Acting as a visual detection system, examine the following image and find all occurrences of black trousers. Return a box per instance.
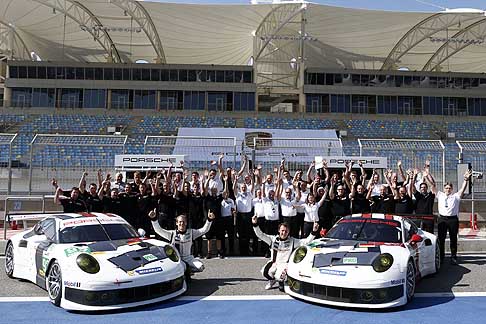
[237,211,254,255]
[220,216,235,254]
[437,216,459,260]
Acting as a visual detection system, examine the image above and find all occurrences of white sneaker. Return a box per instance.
[265,280,277,290]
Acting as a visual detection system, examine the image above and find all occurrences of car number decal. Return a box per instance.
[343,257,358,264]
[319,269,347,276]
[135,267,163,275]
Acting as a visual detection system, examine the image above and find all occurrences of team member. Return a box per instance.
[54,186,87,213]
[148,209,215,277]
[411,166,436,233]
[252,216,318,291]
[431,169,472,265]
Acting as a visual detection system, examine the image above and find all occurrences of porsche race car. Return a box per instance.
[286,214,440,308]
[4,212,186,311]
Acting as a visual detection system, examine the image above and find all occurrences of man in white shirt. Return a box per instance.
[220,191,236,258]
[235,182,254,255]
[252,188,266,255]
[280,187,299,238]
[431,169,471,265]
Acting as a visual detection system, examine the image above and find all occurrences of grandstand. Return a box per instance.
[1,0,486,194]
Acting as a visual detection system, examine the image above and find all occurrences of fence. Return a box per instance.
[0,133,17,194]
[358,138,445,188]
[252,137,343,175]
[457,141,486,193]
[144,136,238,171]
[28,134,127,194]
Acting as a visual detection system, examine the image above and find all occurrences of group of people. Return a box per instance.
[52,154,471,289]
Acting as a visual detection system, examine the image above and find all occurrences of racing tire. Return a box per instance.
[434,242,441,274]
[405,259,416,302]
[46,261,62,307]
[5,242,14,278]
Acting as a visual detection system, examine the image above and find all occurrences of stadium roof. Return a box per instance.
[1,0,486,72]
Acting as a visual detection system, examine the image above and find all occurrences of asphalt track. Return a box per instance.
[2,255,486,324]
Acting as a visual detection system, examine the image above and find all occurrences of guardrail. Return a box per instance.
[3,196,50,240]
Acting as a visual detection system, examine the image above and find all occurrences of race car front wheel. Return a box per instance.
[434,242,441,274]
[46,261,62,306]
[406,259,416,302]
[5,242,14,278]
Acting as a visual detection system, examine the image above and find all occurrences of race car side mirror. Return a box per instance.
[410,234,423,244]
[33,223,44,236]
[138,228,146,238]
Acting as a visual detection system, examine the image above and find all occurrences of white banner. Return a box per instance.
[114,155,185,169]
[315,156,388,169]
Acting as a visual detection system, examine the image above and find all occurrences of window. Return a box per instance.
[37,66,47,79]
[234,92,255,111]
[160,90,182,110]
[32,88,56,107]
[151,69,160,81]
[141,69,151,81]
[184,91,206,110]
[179,70,188,82]
[208,92,231,111]
[94,68,103,80]
[111,89,132,109]
[161,69,169,81]
[18,66,27,78]
[59,88,83,108]
[104,68,113,80]
[83,89,106,108]
[11,88,32,107]
[134,90,156,109]
[27,66,37,79]
[330,94,351,113]
[85,68,95,80]
[47,67,56,79]
[9,66,18,78]
[113,68,123,80]
[423,97,443,115]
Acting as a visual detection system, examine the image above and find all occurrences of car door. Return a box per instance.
[26,219,56,282]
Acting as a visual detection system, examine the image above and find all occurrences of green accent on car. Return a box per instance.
[64,246,91,257]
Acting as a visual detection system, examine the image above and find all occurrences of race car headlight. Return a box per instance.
[293,247,307,264]
[164,245,179,262]
[76,253,100,274]
[372,253,394,273]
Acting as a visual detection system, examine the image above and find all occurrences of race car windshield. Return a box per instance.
[326,218,402,243]
[59,223,139,243]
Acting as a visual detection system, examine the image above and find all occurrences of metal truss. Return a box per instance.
[254,3,307,89]
[423,17,486,71]
[32,0,122,63]
[109,0,166,63]
[0,20,31,60]
[381,13,481,70]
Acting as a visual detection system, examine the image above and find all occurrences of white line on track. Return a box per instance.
[2,293,486,303]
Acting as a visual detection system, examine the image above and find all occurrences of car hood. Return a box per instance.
[62,238,170,272]
[306,239,401,267]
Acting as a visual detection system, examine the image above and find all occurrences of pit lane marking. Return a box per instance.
[2,293,486,303]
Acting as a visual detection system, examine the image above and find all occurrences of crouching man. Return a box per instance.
[252,216,318,291]
[148,209,215,278]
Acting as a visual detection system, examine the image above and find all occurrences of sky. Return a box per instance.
[147,0,486,12]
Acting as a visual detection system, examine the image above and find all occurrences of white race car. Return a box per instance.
[4,212,186,311]
[286,214,440,308]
